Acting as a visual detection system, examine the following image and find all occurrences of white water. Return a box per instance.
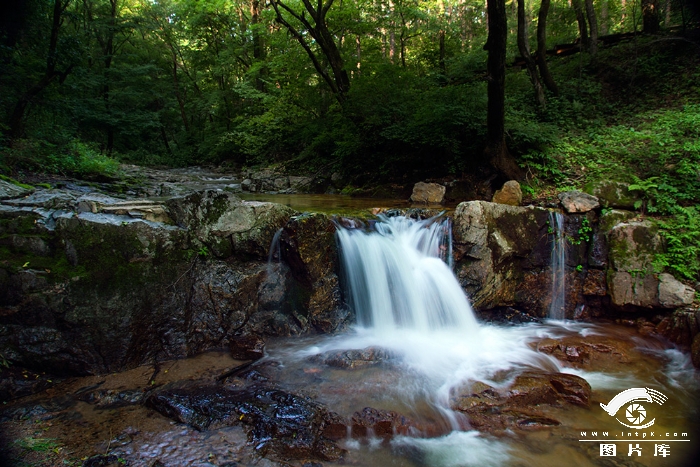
[548,211,567,319]
[261,214,699,466]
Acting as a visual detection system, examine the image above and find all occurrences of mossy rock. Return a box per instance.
[584,180,640,210]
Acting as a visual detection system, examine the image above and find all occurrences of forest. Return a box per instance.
[0,1,699,215]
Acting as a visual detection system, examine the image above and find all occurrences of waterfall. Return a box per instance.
[336,214,478,335]
[548,211,566,319]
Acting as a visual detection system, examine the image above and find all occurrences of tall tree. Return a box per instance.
[517,0,545,108]
[571,0,589,52]
[536,0,558,95]
[269,0,349,104]
[8,0,74,139]
[584,0,598,57]
[484,0,521,180]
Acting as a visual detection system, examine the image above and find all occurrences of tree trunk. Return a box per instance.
[9,0,72,139]
[584,0,598,57]
[571,0,589,52]
[250,0,266,91]
[517,0,545,107]
[642,0,660,33]
[536,0,559,96]
[484,0,522,181]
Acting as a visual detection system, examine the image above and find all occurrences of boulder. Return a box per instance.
[491,180,522,206]
[351,407,418,438]
[608,221,663,273]
[452,201,549,310]
[410,182,446,204]
[608,271,660,308]
[312,347,392,369]
[281,213,350,333]
[584,180,640,209]
[658,273,695,308]
[166,190,296,258]
[558,191,600,213]
[3,189,76,210]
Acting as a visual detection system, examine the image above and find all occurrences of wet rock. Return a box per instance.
[658,273,695,308]
[82,454,120,467]
[78,388,145,408]
[491,180,522,206]
[229,335,266,360]
[409,182,446,204]
[281,213,350,333]
[312,347,392,369]
[146,383,345,461]
[0,366,61,402]
[583,269,607,296]
[655,310,700,347]
[450,373,587,434]
[692,333,700,368]
[584,180,640,210]
[165,190,296,258]
[351,407,415,438]
[558,191,600,213]
[508,372,590,407]
[0,179,33,199]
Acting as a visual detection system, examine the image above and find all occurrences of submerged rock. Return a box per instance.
[146,383,345,461]
[451,371,590,433]
[312,347,393,369]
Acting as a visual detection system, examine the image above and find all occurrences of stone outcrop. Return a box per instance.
[491,180,522,206]
[452,201,550,313]
[409,182,446,204]
[0,189,348,382]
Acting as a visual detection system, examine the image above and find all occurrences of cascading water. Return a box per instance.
[336,215,476,334]
[548,211,567,320]
[264,214,697,467]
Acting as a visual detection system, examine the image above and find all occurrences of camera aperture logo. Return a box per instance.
[580,386,690,460]
[600,387,668,429]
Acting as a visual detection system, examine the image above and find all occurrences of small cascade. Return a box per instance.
[267,228,284,278]
[336,214,477,334]
[548,211,567,319]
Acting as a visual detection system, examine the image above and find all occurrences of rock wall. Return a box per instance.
[0,190,349,383]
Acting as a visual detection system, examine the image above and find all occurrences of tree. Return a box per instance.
[8,0,74,139]
[269,0,350,104]
[517,0,545,108]
[484,0,521,181]
[642,0,660,33]
[536,0,558,95]
[584,0,598,57]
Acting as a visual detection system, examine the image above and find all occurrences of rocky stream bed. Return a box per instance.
[1,168,699,466]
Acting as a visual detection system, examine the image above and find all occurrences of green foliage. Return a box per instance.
[655,207,700,281]
[568,218,592,246]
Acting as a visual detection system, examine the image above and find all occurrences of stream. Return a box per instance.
[1,202,698,467]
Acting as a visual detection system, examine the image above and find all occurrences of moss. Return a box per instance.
[0,174,33,190]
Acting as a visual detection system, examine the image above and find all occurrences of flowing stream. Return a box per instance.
[266,214,699,466]
[1,214,698,467]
